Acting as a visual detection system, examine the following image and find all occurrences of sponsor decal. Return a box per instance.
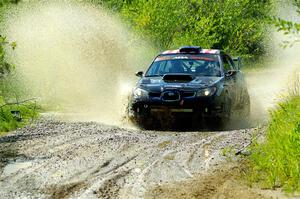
[173,56,189,59]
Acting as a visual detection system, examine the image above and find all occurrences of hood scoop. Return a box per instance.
[163,74,194,82]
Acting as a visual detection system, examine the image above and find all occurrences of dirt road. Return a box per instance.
[0,118,259,199]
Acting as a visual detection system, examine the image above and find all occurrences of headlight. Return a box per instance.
[133,88,148,99]
[197,87,217,97]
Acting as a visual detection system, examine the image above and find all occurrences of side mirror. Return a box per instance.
[135,71,143,77]
[233,57,242,69]
[225,70,237,77]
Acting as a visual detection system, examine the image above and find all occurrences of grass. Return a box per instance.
[0,73,40,132]
[0,101,39,132]
[248,73,300,192]
[0,131,8,137]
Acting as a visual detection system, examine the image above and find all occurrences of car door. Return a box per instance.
[221,54,237,106]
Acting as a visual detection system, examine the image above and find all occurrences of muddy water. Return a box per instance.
[3,1,155,126]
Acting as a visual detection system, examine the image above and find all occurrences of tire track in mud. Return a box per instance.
[0,119,256,199]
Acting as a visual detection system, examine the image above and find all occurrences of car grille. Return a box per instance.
[162,91,180,101]
[149,91,196,99]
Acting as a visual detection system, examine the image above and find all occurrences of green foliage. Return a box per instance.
[0,0,19,76]
[0,58,38,132]
[0,101,39,132]
[0,36,14,76]
[0,0,39,133]
[0,45,38,132]
[272,0,300,47]
[99,0,273,58]
[248,91,300,191]
[0,0,20,7]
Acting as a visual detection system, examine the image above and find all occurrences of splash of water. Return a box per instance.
[3,1,155,125]
[2,0,299,128]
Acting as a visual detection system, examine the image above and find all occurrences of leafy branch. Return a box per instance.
[272,0,300,47]
[0,35,16,77]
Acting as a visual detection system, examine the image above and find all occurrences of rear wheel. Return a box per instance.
[236,93,251,128]
[241,93,250,118]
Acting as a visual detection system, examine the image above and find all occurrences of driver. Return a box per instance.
[169,60,185,73]
[195,61,221,76]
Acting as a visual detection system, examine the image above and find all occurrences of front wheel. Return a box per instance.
[134,117,149,130]
[222,95,232,121]
[215,95,232,127]
[208,95,232,129]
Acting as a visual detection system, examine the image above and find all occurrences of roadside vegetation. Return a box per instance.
[98,0,273,59]
[248,76,300,192]
[0,0,300,195]
[246,1,300,192]
[0,0,39,133]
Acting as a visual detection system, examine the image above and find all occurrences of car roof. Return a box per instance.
[160,48,222,55]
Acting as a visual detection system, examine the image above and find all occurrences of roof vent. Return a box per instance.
[179,46,201,54]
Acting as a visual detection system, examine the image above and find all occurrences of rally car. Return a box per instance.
[128,46,250,129]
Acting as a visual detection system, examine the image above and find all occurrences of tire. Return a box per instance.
[136,115,153,130]
[241,97,250,118]
[223,95,232,121]
[238,93,251,127]
[215,94,232,127]
[208,94,232,130]
[242,93,251,118]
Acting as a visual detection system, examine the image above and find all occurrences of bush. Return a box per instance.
[0,100,39,132]
[0,0,39,133]
[248,86,300,191]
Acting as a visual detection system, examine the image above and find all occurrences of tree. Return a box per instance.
[101,0,273,58]
[0,0,19,77]
[0,36,16,77]
[273,0,300,47]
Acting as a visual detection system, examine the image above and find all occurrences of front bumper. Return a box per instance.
[129,95,224,119]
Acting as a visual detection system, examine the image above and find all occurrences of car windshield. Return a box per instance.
[145,54,221,77]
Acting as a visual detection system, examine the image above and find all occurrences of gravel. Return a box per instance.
[0,118,256,199]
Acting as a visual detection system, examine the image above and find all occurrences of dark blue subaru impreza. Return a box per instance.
[128,46,250,129]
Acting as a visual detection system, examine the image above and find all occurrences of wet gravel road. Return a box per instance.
[0,119,256,199]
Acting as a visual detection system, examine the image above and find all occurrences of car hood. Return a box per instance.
[139,75,223,92]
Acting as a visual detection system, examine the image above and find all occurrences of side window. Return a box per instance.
[227,56,237,70]
[222,55,233,72]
